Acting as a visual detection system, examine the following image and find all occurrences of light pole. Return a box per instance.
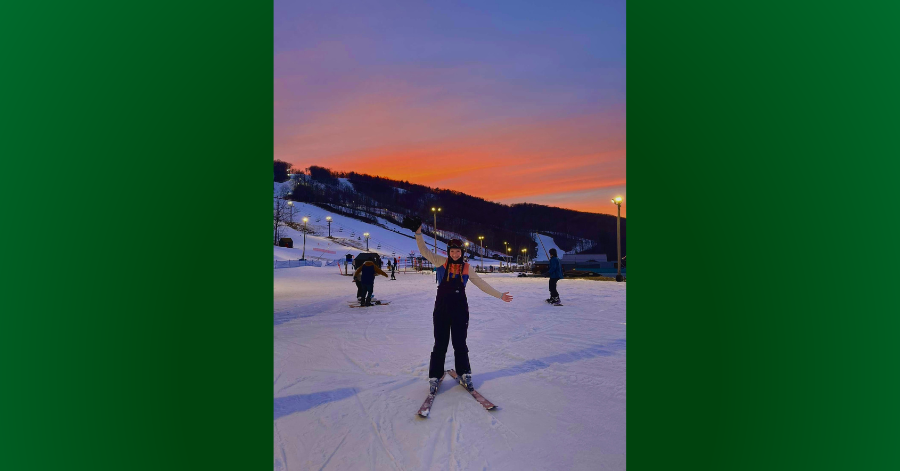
[464,242,469,261]
[301,217,309,260]
[287,201,295,225]
[431,207,441,254]
[326,216,332,238]
[478,236,484,271]
[522,248,527,272]
[507,247,511,269]
[611,196,624,282]
[364,232,370,252]
[502,241,508,269]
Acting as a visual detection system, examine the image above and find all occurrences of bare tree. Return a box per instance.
[274,186,292,245]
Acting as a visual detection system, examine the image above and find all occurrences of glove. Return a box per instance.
[401,215,423,232]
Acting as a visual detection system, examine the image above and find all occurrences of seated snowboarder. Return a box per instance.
[353,260,388,306]
[408,219,513,394]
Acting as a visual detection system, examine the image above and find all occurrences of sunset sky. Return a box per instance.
[274,0,626,217]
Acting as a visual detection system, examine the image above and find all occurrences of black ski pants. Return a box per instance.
[549,278,560,298]
[361,283,374,303]
[428,285,471,378]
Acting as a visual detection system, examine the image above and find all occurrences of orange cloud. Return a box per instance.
[274,66,625,216]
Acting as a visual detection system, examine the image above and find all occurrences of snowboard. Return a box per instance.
[349,301,391,308]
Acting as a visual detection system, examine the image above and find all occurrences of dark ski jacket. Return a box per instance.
[548,256,564,279]
[353,260,388,285]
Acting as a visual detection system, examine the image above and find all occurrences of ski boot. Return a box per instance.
[551,297,562,306]
[428,377,441,395]
[459,373,474,391]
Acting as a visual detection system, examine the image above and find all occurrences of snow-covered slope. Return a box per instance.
[532,233,562,261]
[276,180,591,264]
[275,199,520,265]
[274,267,626,470]
[274,201,453,262]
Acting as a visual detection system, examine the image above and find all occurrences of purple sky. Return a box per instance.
[275,0,626,216]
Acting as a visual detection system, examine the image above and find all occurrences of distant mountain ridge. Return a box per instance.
[282,165,624,259]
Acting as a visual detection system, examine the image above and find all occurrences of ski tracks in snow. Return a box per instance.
[353,391,406,471]
[316,433,348,471]
[274,269,626,470]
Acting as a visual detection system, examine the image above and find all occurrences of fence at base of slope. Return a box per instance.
[274,259,342,269]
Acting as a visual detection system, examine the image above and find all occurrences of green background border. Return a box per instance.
[630,1,899,469]
[2,1,272,469]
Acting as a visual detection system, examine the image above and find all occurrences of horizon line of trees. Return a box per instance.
[278,164,625,258]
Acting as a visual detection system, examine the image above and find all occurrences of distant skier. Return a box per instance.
[546,248,565,305]
[353,260,388,306]
[405,217,513,394]
[389,260,397,280]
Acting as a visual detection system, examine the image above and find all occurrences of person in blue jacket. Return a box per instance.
[546,248,565,305]
[353,260,388,306]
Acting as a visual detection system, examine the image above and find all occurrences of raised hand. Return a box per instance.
[403,215,423,232]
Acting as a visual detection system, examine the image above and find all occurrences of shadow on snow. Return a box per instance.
[273,310,316,326]
[273,340,626,419]
[273,388,357,420]
[475,338,626,388]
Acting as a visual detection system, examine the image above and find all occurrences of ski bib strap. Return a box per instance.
[436,262,469,286]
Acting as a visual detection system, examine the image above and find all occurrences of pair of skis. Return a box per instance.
[416,369,496,417]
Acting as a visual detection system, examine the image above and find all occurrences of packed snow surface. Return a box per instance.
[274,266,626,470]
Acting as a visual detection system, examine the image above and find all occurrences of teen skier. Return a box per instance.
[546,248,565,305]
[412,223,513,393]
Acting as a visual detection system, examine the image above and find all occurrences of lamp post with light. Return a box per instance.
[326,216,332,238]
[611,196,623,282]
[364,232,370,252]
[464,242,469,261]
[287,201,295,225]
[502,241,508,269]
[521,248,528,272]
[301,217,309,260]
[431,207,441,254]
[478,236,484,271]
[507,246,511,270]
